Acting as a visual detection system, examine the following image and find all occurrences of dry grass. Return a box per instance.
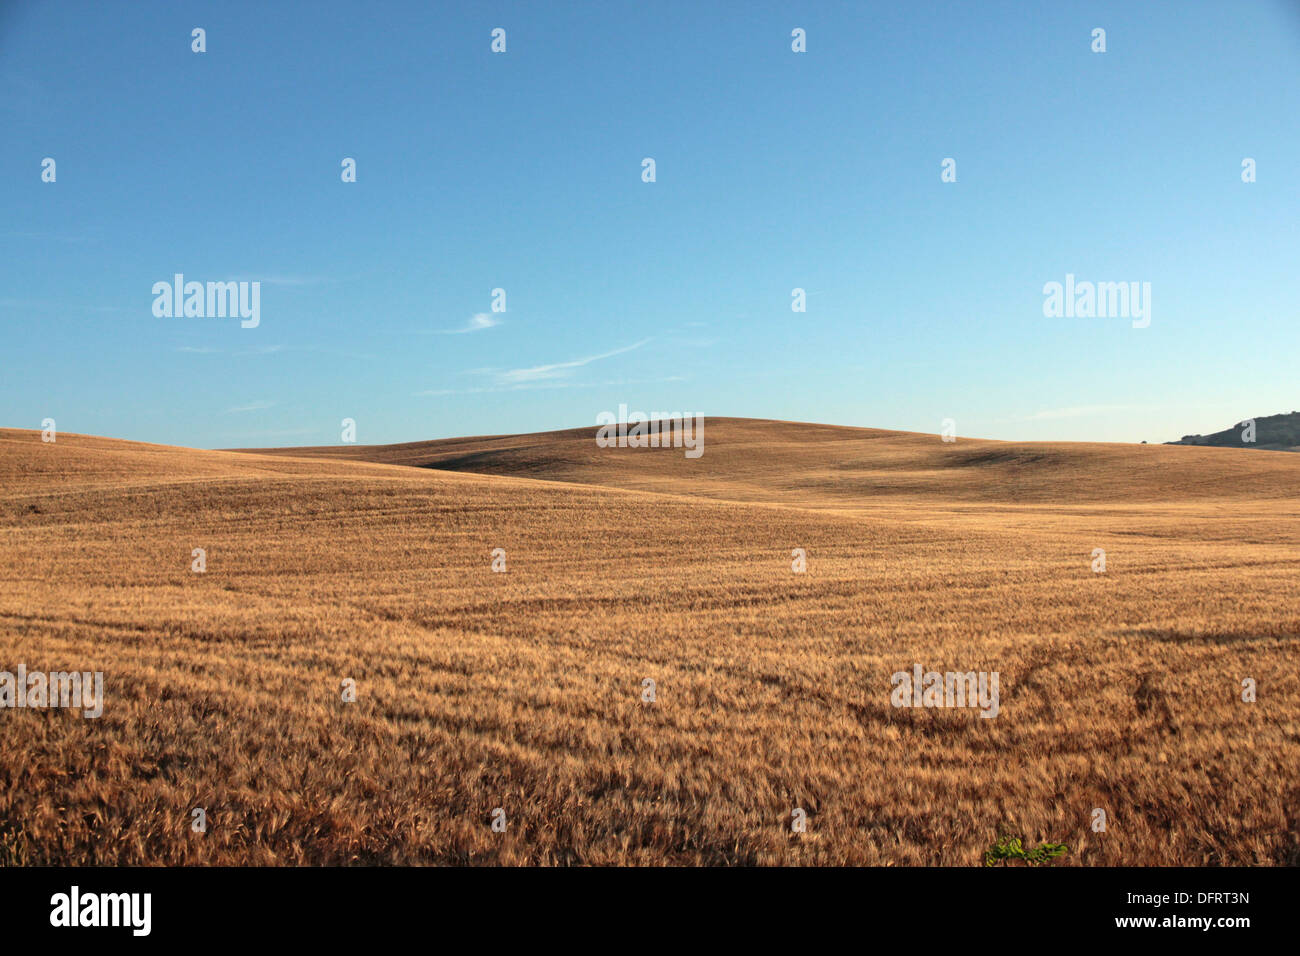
[237,416,1300,507]
[1,421,1298,865]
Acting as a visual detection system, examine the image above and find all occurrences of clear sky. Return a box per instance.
[2,0,1298,448]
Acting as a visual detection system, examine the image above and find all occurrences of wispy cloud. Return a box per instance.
[1020,404,1140,421]
[230,274,333,287]
[220,428,318,441]
[434,313,500,335]
[415,374,681,398]
[493,338,652,385]
[225,400,276,414]
[2,229,104,244]
[188,343,292,357]
[175,343,377,359]
[0,297,126,313]
[1010,401,1246,425]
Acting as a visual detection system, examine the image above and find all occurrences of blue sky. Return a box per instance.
[2,0,1298,448]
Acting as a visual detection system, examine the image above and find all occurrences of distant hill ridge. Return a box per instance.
[230,416,1300,508]
[1167,411,1300,452]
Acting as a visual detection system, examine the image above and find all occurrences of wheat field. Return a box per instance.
[1,420,1297,865]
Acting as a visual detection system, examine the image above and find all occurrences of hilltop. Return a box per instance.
[1167,411,1300,452]
[235,417,1300,508]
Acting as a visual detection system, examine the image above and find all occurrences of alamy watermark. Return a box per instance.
[1,665,103,718]
[50,886,150,936]
[1042,274,1150,328]
[890,664,999,718]
[596,405,704,458]
[152,274,260,328]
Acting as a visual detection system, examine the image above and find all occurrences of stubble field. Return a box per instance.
[1,419,1297,865]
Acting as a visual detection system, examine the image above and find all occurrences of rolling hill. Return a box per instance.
[236,417,1300,508]
[1167,410,1300,452]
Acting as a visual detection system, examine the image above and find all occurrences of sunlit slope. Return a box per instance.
[0,431,450,499]
[236,417,1300,507]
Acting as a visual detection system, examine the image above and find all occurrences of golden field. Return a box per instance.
[1,419,1298,865]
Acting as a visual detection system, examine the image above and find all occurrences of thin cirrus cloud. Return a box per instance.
[174,344,379,359]
[1020,404,1142,422]
[414,338,656,396]
[495,338,651,384]
[415,375,683,398]
[1017,401,1245,423]
[224,400,276,414]
[229,274,333,287]
[433,313,500,335]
